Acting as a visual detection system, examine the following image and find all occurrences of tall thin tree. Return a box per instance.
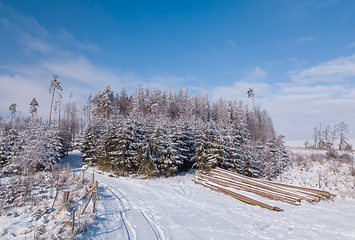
[247,88,257,141]
[9,103,17,125]
[29,97,39,121]
[49,74,63,126]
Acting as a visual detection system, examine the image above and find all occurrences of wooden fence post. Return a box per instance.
[90,173,95,188]
[95,181,100,200]
[52,187,59,207]
[93,192,96,214]
[82,170,85,185]
[72,208,75,235]
[62,191,70,205]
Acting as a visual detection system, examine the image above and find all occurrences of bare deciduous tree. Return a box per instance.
[338,121,349,150]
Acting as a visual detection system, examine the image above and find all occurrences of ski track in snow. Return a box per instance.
[62,151,164,240]
[95,179,165,240]
[100,182,137,240]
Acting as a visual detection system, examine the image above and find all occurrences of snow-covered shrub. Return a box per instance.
[0,123,66,175]
[0,165,95,239]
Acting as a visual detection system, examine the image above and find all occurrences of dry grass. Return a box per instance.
[0,165,96,239]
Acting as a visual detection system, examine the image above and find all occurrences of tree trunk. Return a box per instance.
[49,88,56,126]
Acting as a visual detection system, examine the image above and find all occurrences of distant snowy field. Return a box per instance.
[1,149,355,239]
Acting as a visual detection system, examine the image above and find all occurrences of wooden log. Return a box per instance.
[214,168,330,200]
[210,169,319,203]
[192,177,284,212]
[215,167,331,197]
[200,174,301,206]
[212,169,319,202]
[259,180,330,197]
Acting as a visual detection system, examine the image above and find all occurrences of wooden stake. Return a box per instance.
[91,173,95,188]
[82,192,94,215]
[52,187,59,208]
[72,208,75,235]
[96,181,100,200]
[62,191,70,205]
[82,169,85,185]
[93,192,96,214]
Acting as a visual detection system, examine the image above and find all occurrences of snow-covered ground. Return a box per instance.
[74,150,355,239]
[1,149,355,239]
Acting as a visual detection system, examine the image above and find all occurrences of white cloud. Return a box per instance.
[212,81,271,103]
[294,36,314,42]
[243,67,267,80]
[264,83,355,142]
[0,56,142,118]
[292,54,355,84]
[0,73,50,119]
[211,58,355,142]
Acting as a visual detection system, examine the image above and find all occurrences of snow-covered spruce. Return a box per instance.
[1,123,65,175]
[80,85,290,178]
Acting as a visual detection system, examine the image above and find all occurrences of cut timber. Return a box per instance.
[210,169,320,203]
[192,177,284,212]
[215,167,331,197]
[260,180,330,197]
[200,174,301,206]
[192,168,333,211]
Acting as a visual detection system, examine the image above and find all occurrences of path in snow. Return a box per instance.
[61,151,165,240]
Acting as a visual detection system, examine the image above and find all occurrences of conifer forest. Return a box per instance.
[0,81,289,179]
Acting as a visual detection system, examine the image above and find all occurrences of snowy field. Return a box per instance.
[1,149,355,239]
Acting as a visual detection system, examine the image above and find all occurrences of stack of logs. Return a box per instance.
[192,167,333,212]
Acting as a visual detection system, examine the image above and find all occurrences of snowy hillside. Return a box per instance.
[1,149,355,239]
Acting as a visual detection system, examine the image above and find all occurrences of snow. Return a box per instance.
[1,150,355,239]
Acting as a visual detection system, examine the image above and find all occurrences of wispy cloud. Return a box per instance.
[227,40,237,48]
[348,42,355,47]
[0,6,138,117]
[211,56,355,141]
[243,66,267,80]
[291,54,355,84]
[294,36,314,42]
[145,71,201,93]
[58,28,99,51]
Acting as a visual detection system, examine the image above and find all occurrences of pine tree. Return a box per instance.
[29,98,39,121]
[49,74,63,126]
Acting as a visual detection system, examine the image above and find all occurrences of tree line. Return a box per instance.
[0,76,289,179]
[81,84,289,178]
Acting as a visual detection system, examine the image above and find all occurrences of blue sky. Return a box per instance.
[1,0,355,144]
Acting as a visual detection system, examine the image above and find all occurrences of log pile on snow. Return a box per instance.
[192,167,333,212]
